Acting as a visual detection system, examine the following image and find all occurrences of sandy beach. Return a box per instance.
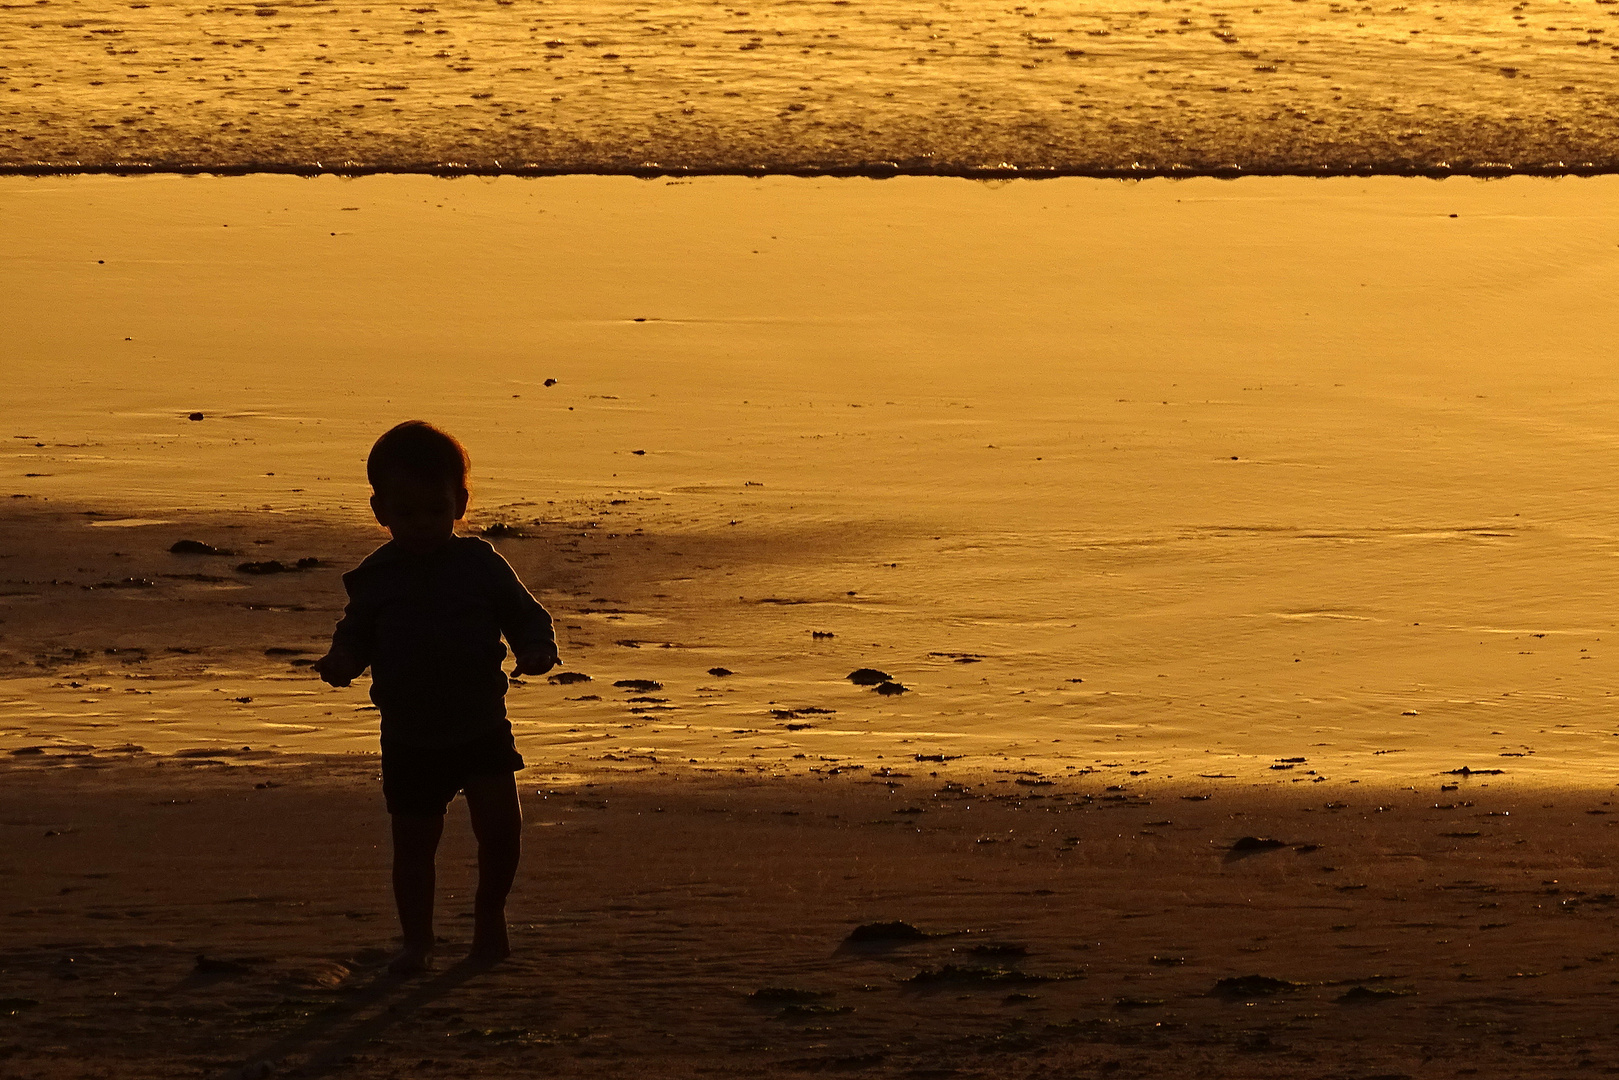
[4,0,1619,174]
[7,753,1619,1078]
[8,173,1619,1074]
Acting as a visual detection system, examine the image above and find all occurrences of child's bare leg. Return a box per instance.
[389,812,444,974]
[463,773,522,963]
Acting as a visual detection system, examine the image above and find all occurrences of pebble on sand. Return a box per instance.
[847,668,892,686]
[1210,975,1303,999]
[1224,836,1288,862]
[1229,835,1287,852]
[843,921,933,946]
[170,539,236,556]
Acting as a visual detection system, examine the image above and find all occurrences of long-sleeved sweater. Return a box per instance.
[329,535,555,747]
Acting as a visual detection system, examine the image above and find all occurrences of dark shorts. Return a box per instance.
[381,726,525,817]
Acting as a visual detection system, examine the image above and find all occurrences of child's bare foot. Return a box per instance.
[469,912,511,967]
[466,942,511,971]
[386,943,434,976]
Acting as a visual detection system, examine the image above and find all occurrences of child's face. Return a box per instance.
[371,479,468,553]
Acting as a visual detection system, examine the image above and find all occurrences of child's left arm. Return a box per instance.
[512,644,560,677]
[484,546,559,677]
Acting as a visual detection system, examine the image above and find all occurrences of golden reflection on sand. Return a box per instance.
[5,174,1619,785]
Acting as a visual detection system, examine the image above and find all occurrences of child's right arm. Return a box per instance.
[479,543,558,676]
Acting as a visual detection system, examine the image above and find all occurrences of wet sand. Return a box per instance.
[4,0,1619,175]
[6,754,1619,1078]
[9,173,1619,781]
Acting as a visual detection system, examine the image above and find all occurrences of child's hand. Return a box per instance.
[511,646,559,678]
[314,649,364,687]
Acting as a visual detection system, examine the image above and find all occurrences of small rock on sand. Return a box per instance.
[707,667,735,677]
[875,681,908,695]
[847,668,891,686]
[170,540,235,556]
[613,679,663,692]
[1211,975,1302,999]
[1229,836,1287,854]
[844,921,932,945]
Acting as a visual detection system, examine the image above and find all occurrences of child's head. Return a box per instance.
[366,421,470,552]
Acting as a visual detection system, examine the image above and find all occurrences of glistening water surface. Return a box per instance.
[8,0,1619,172]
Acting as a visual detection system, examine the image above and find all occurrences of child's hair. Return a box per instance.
[367,421,470,492]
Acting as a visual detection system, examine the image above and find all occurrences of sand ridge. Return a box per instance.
[4,0,1619,175]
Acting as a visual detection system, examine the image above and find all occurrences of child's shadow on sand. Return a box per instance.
[222,957,505,1079]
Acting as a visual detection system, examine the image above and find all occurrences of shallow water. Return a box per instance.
[5,0,1618,172]
[7,173,1619,784]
